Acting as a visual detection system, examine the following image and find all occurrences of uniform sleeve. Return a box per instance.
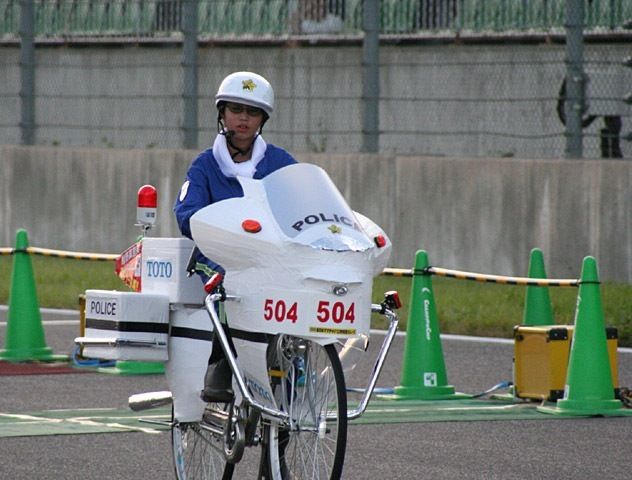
[173,157,211,239]
[278,148,298,168]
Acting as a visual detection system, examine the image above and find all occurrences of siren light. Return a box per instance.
[137,184,157,227]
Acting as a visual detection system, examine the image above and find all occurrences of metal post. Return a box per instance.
[564,0,585,159]
[361,0,379,153]
[19,0,35,145]
[182,0,199,150]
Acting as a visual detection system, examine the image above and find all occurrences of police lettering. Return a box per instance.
[292,213,358,232]
[246,377,274,403]
[146,260,173,278]
[90,299,117,316]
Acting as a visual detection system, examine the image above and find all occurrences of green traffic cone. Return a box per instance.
[388,250,469,400]
[538,256,631,416]
[98,360,165,375]
[0,229,66,362]
[522,248,554,326]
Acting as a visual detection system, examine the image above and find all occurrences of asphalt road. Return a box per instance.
[1,308,632,479]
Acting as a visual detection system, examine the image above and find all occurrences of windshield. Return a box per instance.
[262,164,373,252]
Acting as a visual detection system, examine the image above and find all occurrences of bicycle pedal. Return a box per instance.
[202,405,229,426]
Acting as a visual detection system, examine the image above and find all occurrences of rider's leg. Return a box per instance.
[189,250,235,403]
[201,323,235,403]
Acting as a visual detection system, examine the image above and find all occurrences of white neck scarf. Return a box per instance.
[212,132,267,178]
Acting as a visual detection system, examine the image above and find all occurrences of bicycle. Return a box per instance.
[127,163,401,479]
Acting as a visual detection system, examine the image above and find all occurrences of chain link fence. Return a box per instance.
[0,0,631,158]
[2,1,631,36]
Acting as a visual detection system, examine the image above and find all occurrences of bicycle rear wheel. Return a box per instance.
[266,340,347,479]
[172,405,235,480]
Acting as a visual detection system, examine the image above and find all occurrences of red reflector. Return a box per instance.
[374,234,386,248]
[385,290,402,309]
[242,219,262,233]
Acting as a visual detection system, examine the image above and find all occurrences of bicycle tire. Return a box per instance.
[172,406,235,480]
[265,340,347,479]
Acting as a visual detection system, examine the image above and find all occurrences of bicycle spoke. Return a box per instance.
[172,407,235,480]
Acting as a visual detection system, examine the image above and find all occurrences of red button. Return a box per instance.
[242,219,262,233]
[374,234,386,248]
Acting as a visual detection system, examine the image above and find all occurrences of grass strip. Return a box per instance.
[1,256,631,346]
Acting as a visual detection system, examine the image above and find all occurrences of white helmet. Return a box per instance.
[215,71,274,116]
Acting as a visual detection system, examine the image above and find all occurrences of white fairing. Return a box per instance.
[190,163,391,341]
[165,307,213,422]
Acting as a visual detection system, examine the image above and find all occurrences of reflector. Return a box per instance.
[242,219,262,233]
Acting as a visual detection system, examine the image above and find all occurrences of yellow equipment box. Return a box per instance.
[513,325,618,401]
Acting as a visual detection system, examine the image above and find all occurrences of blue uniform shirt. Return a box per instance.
[174,143,297,281]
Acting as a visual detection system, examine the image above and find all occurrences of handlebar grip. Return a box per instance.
[204,272,225,293]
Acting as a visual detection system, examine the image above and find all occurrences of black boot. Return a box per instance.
[200,358,234,403]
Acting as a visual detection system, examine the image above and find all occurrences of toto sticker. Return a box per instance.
[145,259,174,279]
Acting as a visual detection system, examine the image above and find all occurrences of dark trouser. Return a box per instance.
[600,116,623,159]
[208,322,235,365]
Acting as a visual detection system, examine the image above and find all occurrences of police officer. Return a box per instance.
[174,71,297,402]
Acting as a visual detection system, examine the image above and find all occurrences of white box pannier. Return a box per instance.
[141,237,205,305]
[76,289,170,361]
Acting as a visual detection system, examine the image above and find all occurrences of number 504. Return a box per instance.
[316,301,355,324]
[263,299,298,323]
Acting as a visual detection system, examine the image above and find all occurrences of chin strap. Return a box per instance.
[223,129,256,160]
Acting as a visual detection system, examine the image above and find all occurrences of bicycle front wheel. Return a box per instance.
[172,409,235,480]
[267,341,347,479]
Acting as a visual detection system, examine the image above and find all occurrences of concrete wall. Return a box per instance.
[2,145,630,283]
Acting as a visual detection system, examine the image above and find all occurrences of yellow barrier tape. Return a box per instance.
[381,267,413,277]
[26,247,118,261]
[426,266,579,287]
[380,266,578,287]
[2,246,118,261]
